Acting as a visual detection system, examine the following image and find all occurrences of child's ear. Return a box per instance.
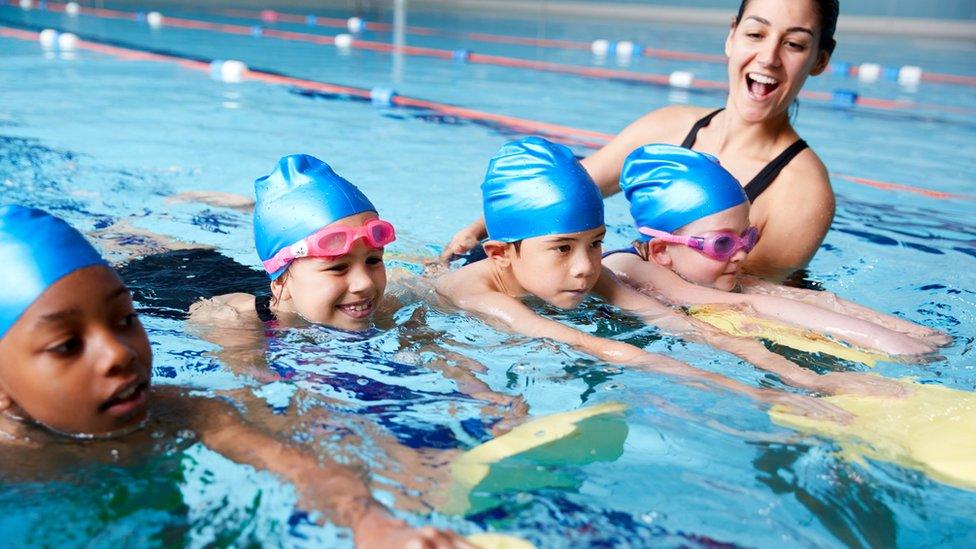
[270,275,291,304]
[482,240,512,269]
[0,385,14,414]
[648,240,672,267]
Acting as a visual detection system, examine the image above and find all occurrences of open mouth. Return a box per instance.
[336,299,374,319]
[100,381,149,417]
[746,72,780,100]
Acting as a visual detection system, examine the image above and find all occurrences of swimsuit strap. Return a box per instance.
[602,246,642,260]
[680,108,724,149]
[680,107,809,202]
[254,294,277,322]
[743,139,808,203]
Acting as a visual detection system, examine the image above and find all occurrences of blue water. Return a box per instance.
[1,2,975,547]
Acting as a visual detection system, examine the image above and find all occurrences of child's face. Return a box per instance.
[652,203,750,291]
[0,266,152,436]
[508,226,606,309]
[274,212,388,331]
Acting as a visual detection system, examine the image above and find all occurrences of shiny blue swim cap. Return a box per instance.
[0,205,107,340]
[621,144,746,240]
[254,154,376,280]
[482,137,604,242]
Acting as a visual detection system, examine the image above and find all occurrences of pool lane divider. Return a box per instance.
[203,6,976,89]
[16,1,974,116]
[1,24,971,203]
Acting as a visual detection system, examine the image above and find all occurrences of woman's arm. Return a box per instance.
[743,152,833,280]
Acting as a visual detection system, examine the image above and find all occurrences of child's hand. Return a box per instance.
[813,372,910,398]
[440,224,483,262]
[874,330,939,357]
[353,508,475,549]
[757,389,854,424]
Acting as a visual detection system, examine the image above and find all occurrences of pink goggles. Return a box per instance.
[263,219,396,274]
[638,226,759,261]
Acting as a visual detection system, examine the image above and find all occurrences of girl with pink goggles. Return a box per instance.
[638,226,759,262]
[262,219,396,275]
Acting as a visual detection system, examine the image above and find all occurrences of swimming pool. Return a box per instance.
[1,1,974,546]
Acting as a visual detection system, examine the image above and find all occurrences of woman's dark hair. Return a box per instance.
[735,0,839,54]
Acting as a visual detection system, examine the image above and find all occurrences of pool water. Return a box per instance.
[1,2,975,547]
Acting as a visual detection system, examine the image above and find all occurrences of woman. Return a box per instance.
[444,0,838,281]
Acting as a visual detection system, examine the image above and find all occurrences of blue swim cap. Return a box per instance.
[0,205,107,340]
[482,137,604,242]
[621,144,746,240]
[254,154,376,280]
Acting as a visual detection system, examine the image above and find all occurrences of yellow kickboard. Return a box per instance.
[770,381,976,491]
[444,402,628,515]
[689,304,891,366]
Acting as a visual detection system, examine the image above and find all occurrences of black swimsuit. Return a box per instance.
[254,294,277,322]
[680,108,808,203]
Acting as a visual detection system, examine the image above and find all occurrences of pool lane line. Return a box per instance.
[22,1,975,117]
[203,5,976,88]
[2,24,971,203]
[218,6,976,87]
[214,6,728,63]
[0,24,610,149]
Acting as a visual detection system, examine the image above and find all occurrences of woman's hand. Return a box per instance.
[440,219,486,261]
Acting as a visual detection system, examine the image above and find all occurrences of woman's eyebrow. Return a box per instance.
[745,15,814,36]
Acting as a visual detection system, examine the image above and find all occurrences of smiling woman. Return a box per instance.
[445,0,841,282]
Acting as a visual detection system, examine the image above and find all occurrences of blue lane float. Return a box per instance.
[452,49,471,63]
[305,14,317,26]
[831,89,858,108]
[250,25,263,38]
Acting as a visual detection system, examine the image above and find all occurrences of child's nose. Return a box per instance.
[96,331,139,377]
[347,265,376,294]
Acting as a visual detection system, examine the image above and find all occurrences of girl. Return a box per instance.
[603,144,949,374]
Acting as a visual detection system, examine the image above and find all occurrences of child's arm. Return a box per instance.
[445,285,850,420]
[639,266,937,357]
[184,392,472,549]
[739,276,951,347]
[595,268,908,398]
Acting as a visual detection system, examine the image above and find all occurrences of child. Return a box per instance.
[434,136,855,414]
[0,204,471,548]
[602,144,948,361]
[188,153,518,412]
[191,153,396,331]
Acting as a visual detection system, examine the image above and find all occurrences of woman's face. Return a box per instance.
[725,0,830,123]
[273,212,388,331]
[0,266,152,436]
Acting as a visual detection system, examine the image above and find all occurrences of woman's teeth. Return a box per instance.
[748,72,779,85]
[747,72,780,98]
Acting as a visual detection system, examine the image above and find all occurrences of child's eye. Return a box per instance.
[365,256,384,266]
[590,239,604,249]
[47,337,83,356]
[552,245,571,253]
[117,313,140,329]
[324,263,349,273]
[786,41,806,51]
[746,32,763,39]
